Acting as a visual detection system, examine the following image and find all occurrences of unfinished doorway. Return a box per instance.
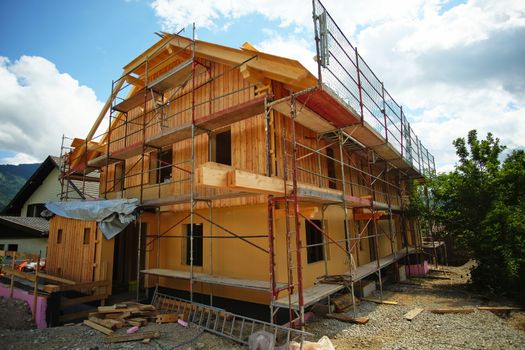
[112,222,146,293]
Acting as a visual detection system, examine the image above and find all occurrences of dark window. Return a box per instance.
[83,228,91,245]
[326,148,336,189]
[114,161,125,191]
[57,229,63,244]
[306,220,324,263]
[185,224,203,266]
[156,149,172,184]
[214,130,231,165]
[27,203,46,217]
[0,244,4,251]
[7,244,18,252]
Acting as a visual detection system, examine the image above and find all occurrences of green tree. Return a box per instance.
[430,130,525,301]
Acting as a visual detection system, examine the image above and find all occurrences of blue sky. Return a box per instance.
[0,0,523,171]
[0,0,294,100]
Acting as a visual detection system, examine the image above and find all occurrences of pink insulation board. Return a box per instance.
[0,283,47,328]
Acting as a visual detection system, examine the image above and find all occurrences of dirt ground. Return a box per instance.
[0,262,524,349]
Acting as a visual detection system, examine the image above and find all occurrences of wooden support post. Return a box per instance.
[10,252,16,298]
[32,251,41,320]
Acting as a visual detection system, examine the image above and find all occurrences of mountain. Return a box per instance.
[0,163,40,211]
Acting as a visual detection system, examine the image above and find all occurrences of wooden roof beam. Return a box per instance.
[169,36,316,90]
[240,64,269,85]
[123,35,175,76]
[125,74,145,88]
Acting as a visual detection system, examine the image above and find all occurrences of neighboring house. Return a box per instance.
[0,156,99,255]
[47,25,435,323]
[0,216,48,256]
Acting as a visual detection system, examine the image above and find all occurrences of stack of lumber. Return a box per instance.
[83,302,160,335]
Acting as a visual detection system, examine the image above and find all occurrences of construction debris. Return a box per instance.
[126,325,139,334]
[403,308,424,321]
[331,293,357,312]
[477,306,522,314]
[428,308,476,314]
[82,301,163,343]
[325,314,369,324]
[88,316,123,330]
[428,306,522,315]
[88,302,158,324]
[360,297,398,305]
[416,275,451,280]
[156,313,179,324]
[104,331,160,343]
[83,319,113,335]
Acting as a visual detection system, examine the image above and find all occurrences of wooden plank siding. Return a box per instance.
[47,216,97,283]
[47,216,114,290]
[96,56,404,219]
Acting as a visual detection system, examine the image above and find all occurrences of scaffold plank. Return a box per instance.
[146,123,194,148]
[147,59,193,92]
[142,268,286,291]
[113,88,159,113]
[351,248,415,281]
[297,86,361,128]
[272,98,334,133]
[197,96,266,130]
[87,142,144,168]
[273,283,344,309]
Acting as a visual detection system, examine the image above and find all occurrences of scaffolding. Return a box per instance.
[57,0,436,340]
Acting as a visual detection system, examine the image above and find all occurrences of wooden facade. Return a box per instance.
[47,216,114,292]
[49,34,428,314]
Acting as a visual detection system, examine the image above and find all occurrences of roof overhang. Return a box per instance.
[0,216,49,238]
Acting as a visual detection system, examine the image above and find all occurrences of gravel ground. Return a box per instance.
[0,321,244,350]
[306,263,525,349]
[0,262,524,349]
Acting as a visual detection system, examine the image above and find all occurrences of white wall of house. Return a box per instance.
[0,237,48,256]
[21,168,84,216]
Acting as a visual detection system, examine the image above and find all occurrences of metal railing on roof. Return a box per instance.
[313,0,435,177]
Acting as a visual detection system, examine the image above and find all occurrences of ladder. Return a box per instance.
[151,287,309,346]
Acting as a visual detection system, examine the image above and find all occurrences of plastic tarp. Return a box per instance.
[45,199,141,240]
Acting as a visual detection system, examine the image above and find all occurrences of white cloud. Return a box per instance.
[150,0,311,31]
[352,0,525,171]
[0,56,103,164]
[255,31,318,75]
[0,152,39,165]
[146,0,525,172]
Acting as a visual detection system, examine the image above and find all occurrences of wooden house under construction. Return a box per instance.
[48,1,435,326]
